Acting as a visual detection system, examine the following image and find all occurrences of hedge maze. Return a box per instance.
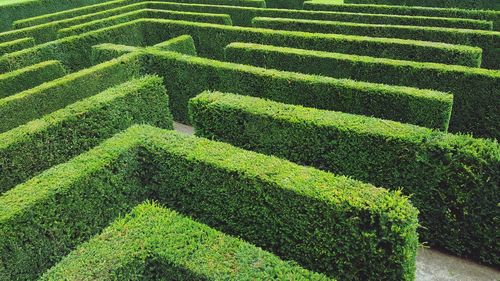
[0,0,498,280]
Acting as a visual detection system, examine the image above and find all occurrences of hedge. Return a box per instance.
[41,202,330,280]
[135,48,452,128]
[0,54,141,133]
[0,20,145,73]
[143,1,493,29]
[188,91,500,266]
[91,35,196,64]
[0,124,418,280]
[57,8,233,38]
[224,42,500,139]
[344,0,500,11]
[0,37,34,55]
[0,0,116,32]
[0,75,172,193]
[252,17,500,69]
[143,18,482,67]
[0,60,66,99]
[303,2,500,31]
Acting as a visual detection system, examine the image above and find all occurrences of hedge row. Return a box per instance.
[224,42,500,139]
[41,202,330,280]
[0,20,145,73]
[0,54,141,133]
[303,2,500,31]
[124,48,452,128]
[143,18,482,67]
[0,0,115,32]
[0,124,418,280]
[58,8,233,38]
[252,17,500,69]
[344,0,500,11]
[188,91,500,265]
[91,35,196,64]
[0,60,65,99]
[0,75,172,193]
[0,37,34,55]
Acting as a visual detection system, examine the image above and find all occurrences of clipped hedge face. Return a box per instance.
[0,0,499,277]
[188,91,500,265]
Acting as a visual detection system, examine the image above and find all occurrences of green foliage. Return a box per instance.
[0,54,141,133]
[0,125,418,281]
[143,18,482,67]
[0,37,34,55]
[41,202,330,280]
[0,75,172,193]
[303,2,500,31]
[188,91,500,266]
[252,17,499,69]
[0,60,65,98]
[344,0,500,11]
[140,49,452,129]
[224,42,500,139]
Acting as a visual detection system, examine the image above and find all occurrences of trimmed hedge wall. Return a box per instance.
[0,0,115,32]
[143,1,493,29]
[0,75,172,193]
[143,18,482,67]
[58,8,233,38]
[0,54,141,133]
[344,0,500,11]
[252,17,500,69]
[91,35,197,64]
[224,42,500,139]
[303,2,500,31]
[0,60,66,99]
[0,124,418,280]
[0,37,34,55]
[188,91,500,265]
[136,49,452,129]
[41,202,330,280]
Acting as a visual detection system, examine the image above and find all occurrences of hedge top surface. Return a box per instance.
[0,124,418,226]
[41,202,332,280]
[191,91,500,158]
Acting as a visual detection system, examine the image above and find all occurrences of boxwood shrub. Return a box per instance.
[41,202,330,280]
[345,0,500,11]
[0,124,418,281]
[224,42,500,139]
[0,60,66,98]
[188,91,500,265]
[0,75,172,193]
[0,37,34,55]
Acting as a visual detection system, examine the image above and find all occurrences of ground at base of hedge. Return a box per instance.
[173,121,500,281]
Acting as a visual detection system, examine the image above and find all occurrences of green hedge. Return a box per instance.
[224,42,500,139]
[188,91,500,266]
[41,202,330,280]
[137,48,452,128]
[0,0,116,32]
[144,1,492,29]
[0,37,34,55]
[303,2,500,31]
[144,18,482,67]
[344,0,500,11]
[0,75,172,193]
[91,35,196,64]
[0,60,66,99]
[0,20,145,73]
[58,8,233,38]
[252,17,500,69]
[0,124,418,280]
[0,54,141,133]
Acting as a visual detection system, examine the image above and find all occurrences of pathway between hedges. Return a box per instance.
[173,121,500,281]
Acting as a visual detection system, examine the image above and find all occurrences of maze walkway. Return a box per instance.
[0,0,498,280]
